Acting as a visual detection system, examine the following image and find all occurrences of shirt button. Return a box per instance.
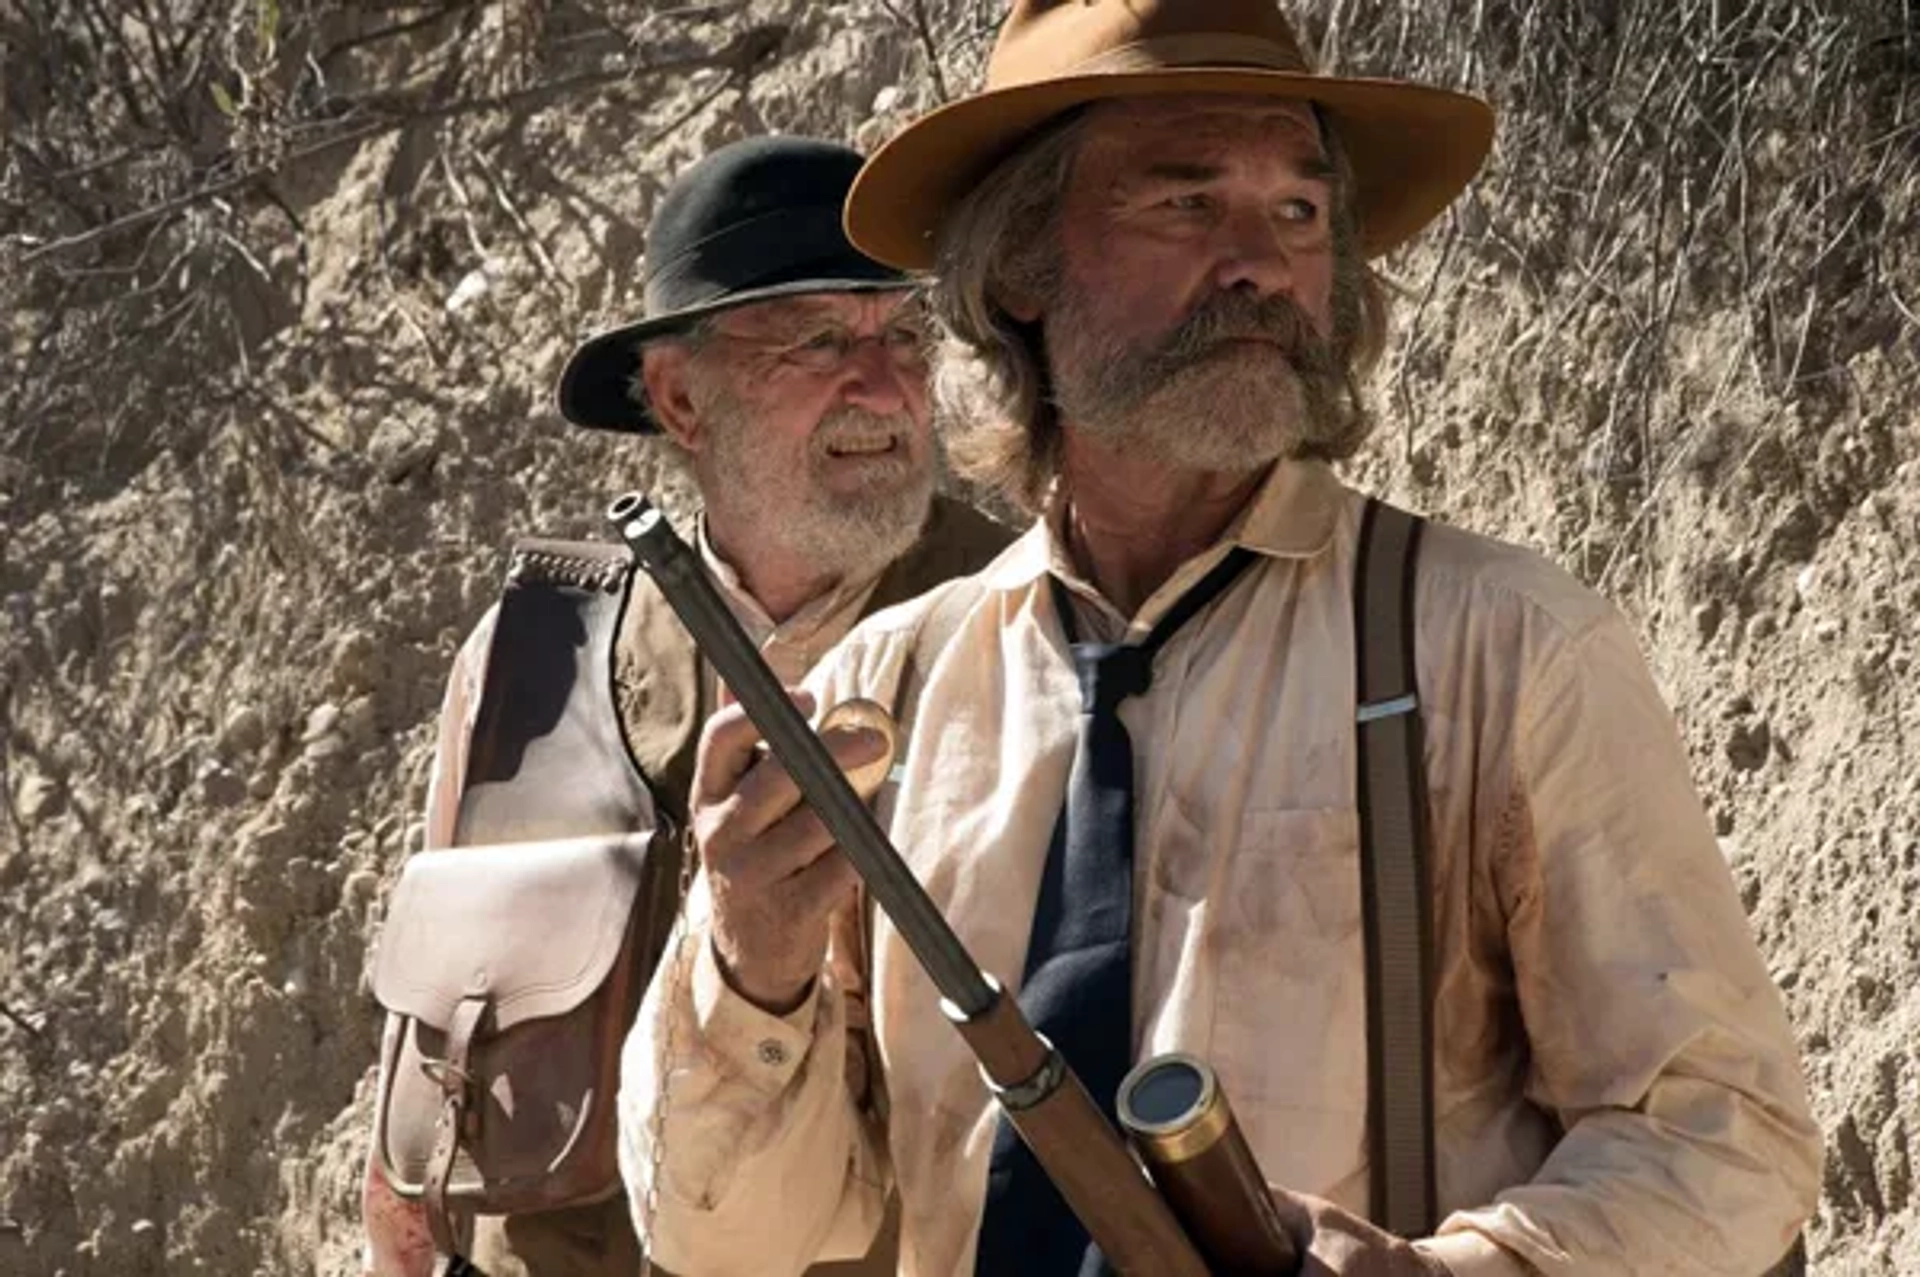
[757,1039,789,1067]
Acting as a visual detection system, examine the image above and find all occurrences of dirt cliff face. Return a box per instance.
[1,2,1914,1273]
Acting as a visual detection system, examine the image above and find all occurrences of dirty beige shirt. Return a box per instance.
[618,460,1821,1277]
[421,518,882,844]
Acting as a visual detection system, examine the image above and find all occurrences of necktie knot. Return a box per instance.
[1074,642,1153,713]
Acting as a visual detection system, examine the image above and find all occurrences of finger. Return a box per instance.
[692,688,817,806]
[781,845,862,928]
[1267,1186,1315,1246]
[727,724,891,835]
[705,797,839,891]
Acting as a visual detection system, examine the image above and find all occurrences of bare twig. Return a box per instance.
[465,144,569,300]
[437,151,494,262]
[316,0,477,66]
[0,1000,44,1042]
[878,0,950,103]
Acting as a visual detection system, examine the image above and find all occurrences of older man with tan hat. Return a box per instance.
[618,5,1822,1275]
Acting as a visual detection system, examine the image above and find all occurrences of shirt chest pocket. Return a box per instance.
[1203,807,1370,1186]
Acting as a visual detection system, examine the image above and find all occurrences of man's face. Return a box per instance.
[653,291,936,576]
[1040,95,1355,471]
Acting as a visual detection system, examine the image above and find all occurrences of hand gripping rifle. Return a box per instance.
[612,493,1298,1276]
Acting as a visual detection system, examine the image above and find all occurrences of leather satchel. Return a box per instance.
[369,831,663,1251]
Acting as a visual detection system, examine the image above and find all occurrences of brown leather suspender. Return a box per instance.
[1354,498,1439,1239]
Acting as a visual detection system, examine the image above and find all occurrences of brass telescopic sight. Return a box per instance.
[1117,1054,1299,1274]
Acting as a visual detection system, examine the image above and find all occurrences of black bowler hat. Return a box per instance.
[557,136,912,433]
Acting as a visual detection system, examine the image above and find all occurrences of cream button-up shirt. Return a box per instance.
[619,461,1821,1277]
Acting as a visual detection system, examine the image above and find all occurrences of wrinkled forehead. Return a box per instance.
[1065,94,1331,201]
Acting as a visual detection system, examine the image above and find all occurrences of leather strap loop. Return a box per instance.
[423,996,489,1256]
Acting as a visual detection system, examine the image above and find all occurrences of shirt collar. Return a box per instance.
[981,458,1346,595]
[695,513,884,651]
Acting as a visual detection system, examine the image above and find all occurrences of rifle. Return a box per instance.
[612,493,1297,1275]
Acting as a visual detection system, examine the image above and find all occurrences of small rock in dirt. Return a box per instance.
[445,257,504,314]
[218,706,266,757]
[340,694,378,747]
[303,703,342,741]
[15,772,64,824]
[369,420,441,486]
[303,734,346,762]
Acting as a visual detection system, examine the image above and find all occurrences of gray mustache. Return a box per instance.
[1153,292,1330,371]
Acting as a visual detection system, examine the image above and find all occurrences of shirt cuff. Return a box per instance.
[689,937,820,1095]
[1414,1229,1537,1277]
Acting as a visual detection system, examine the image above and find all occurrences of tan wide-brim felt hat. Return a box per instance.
[845,0,1496,271]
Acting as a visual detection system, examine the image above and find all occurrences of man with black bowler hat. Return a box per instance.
[619,4,1821,1275]
[358,134,1008,1277]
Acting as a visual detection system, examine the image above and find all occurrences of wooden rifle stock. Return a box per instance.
[1119,1054,1299,1274]
[610,494,1210,1276]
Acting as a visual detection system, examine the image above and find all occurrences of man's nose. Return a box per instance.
[836,339,912,415]
[1211,206,1295,298]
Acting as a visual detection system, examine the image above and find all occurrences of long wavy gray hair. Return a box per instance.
[925,105,1392,515]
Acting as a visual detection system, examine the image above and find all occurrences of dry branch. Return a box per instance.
[878,0,950,102]
[0,1000,44,1042]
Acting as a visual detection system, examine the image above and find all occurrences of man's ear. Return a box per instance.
[993,277,1045,325]
[640,343,703,451]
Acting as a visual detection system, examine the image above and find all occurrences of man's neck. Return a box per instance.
[1058,430,1268,618]
[704,514,841,626]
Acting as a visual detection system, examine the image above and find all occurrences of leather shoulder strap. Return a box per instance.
[1353,498,1438,1238]
[455,538,655,846]
[611,567,704,827]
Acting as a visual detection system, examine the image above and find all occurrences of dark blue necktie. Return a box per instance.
[975,547,1259,1277]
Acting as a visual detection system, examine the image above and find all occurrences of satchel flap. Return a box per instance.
[372,833,653,1032]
